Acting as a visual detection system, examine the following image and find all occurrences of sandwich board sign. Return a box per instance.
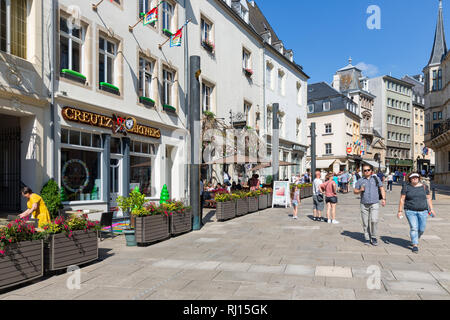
[272,181,290,208]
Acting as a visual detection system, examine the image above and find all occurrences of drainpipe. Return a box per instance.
[50,0,56,179]
[184,0,189,202]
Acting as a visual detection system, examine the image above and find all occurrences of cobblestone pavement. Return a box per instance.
[2,185,450,300]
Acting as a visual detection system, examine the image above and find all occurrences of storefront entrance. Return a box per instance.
[109,157,122,218]
[0,121,21,213]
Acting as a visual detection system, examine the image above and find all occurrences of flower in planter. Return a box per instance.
[202,39,215,52]
[0,218,44,255]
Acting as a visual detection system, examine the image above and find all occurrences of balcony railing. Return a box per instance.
[360,126,373,135]
[432,119,450,139]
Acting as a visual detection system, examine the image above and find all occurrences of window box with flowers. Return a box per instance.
[132,203,171,245]
[99,81,120,96]
[244,68,253,78]
[61,69,87,85]
[0,219,44,290]
[202,39,215,53]
[41,216,100,271]
[163,104,176,113]
[139,96,155,108]
[233,192,248,216]
[214,192,237,221]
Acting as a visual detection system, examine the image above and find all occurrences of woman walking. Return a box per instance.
[397,172,436,253]
[292,185,301,220]
[320,173,339,224]
[387,172,394,193]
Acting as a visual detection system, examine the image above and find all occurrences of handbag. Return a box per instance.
[372,176,383,200]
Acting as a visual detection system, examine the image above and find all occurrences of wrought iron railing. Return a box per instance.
[432,119,450,139]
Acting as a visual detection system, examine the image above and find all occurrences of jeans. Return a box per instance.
[387,181,393,191]
[360,203,379,240]
[405,210,428,245]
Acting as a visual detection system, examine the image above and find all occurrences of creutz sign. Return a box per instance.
[62,107,161,139]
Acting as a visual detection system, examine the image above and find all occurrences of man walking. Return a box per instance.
[312,169,325,222]
[354,164,386,246]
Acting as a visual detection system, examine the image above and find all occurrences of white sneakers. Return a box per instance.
[327,219,331,224]
[327,219,339,224]
[293,216,298,220]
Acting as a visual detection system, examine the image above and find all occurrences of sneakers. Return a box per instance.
[364,239,371,246]
[293,216,298,220]
[412,246,419,253]
[332,220,340,224]
[327,219,332,224]
[371,238,378,246]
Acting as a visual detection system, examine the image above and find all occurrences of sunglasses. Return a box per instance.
[363,169,372,172]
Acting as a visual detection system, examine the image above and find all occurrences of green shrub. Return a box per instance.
[40,179,63,219]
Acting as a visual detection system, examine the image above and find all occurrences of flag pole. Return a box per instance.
[92,0,105,11]
[129,1,165,32]
[158,19,192,50]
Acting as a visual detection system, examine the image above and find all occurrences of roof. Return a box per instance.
[337,57,362,72]
[373,129,383,138]
[402,75,424,96]
[428,0,448,67]
[307,82,341,101]
[247,1,280,44]
[382,75,415,87]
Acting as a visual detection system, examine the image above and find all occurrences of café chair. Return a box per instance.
[99,211,115,241]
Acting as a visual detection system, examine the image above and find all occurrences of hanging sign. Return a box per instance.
[272,181,291,208]
[62,106,161,139]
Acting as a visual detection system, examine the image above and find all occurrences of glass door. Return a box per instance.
[109,157,122,218]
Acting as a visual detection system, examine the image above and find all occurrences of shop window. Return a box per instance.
[61,128,101,148]
[130,156,152,197]
[60,16,85,74]
[61,148,101,202]
[0,0,27,59]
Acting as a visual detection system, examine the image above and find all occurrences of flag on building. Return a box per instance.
[143,7,158,25]
[170,28,183,47]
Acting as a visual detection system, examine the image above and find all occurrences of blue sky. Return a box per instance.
[256,0,450,84]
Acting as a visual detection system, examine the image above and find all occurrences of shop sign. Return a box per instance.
[62,107,161,139]
[346,147,352,154]
[292,145,307,152]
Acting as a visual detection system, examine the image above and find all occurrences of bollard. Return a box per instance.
[432,187,436,201]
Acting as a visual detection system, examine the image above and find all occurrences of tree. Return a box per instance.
[160,184,170,204]
[41,179,63,219]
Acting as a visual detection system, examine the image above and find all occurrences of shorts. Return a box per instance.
[313,195,324,211]
[326,196,338,204]
[292,200,299,207]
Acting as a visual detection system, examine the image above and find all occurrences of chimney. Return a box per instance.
[332,74,341,92]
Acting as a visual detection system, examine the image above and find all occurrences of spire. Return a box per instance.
[428,0,447,66]
[349,56,353,65]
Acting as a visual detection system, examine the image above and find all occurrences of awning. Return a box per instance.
[249,161,297,172]
[363,160,386,170]
[314,159,336,169]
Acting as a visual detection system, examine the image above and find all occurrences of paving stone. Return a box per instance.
[213,271,272,283]
[234,283,294,300]
[384,280,448,295]
[248,264,286,274]
[292,287,356,300]
[284,264,316,276]
[146,289,201,300]
[418,294,450,300]
[151,259,198,269]
[189,261,221,270]
[421,235,442,240]
[269,274,326,287]
[180,280,241,296]
[430,271,450,281]
[281,226,320,230]
[243,256,283,265]
[315,266,353,278]
[216,262,252,272]
[325,277,374,290]
[0,295,36,300]
[391,270,436,282]
[354,289,420,300]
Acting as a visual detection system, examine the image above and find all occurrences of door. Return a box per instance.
[165,146,173,196]
[0,127,21,213]
[109,157,122,218]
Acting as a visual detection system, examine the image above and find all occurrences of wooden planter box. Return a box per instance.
[216,201,236,221]
[248,197,258,213]
[170,210,192,236]
[258,194,268,210]
[267,193,273,207]
[45,230,98,271]
[135,215,170,245]
[0,240,43,290]
[235,198,248,216]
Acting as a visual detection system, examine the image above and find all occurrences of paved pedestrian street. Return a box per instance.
[2,185,450,300]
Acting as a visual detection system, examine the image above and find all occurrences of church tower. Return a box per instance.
[424,0,447,94]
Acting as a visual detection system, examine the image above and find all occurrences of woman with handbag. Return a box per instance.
[312,169,325,222]
[397,172,436,253]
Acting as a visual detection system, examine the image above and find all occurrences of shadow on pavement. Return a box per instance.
[202,210,216,225]
[98,248,115,261]
[341,230,365,243]
[380,236,411,248]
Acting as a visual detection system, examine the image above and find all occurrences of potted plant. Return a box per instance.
[167,200,192,236]
[116,188,146,247]
[99,81,120,95]
[214,192,236,221]
[40,179,63,220]
[41,216,100,272]
[202,39,215,53]
[265,187,273,207]
[163,104,176,113]
[139,96,155,108]
[244,68,253,77]
[133,202,170,245]
[247,190,259,213]
[0,219,45,290]
[60,69,87,84]
[234,192,248,217]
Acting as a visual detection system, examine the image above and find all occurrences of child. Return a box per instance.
[292,185,301,220]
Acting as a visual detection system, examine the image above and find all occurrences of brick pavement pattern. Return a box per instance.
[1,185,450,300]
